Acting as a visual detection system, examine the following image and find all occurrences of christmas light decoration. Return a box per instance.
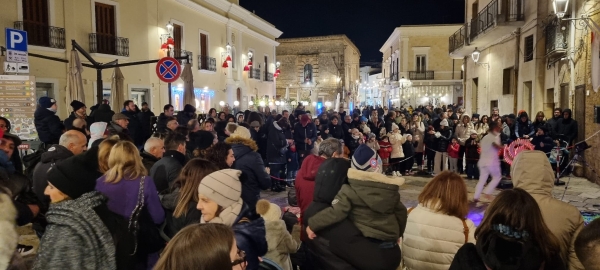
[503,138,535,165]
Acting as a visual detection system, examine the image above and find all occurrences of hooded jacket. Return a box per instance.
[232,205,268,270]
[515,112,535,138]
[388,132,407,158]
[554,109,578,144]
[89,104,114,124]
[263,219,298,270]
[512,151,584,270]
[33,191,116,270]
[295,155,326,226]
[32,145,74,210]
[226,136,271,212]
[308,168,407,241]
[34,107,63,144]
[267,121,288,164]
[547,113,562,139]
[176,104,196,126]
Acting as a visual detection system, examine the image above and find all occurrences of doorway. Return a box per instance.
[560,83,569,109]
[36,82,54,98]
[544,88,555,117]
[574,85,585,142]
[130,88,150,107]
[471,78,478,114]
[522,81,532,114]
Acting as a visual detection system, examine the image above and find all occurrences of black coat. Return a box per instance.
[293,122,317,152]
[266,122,287,164]
[160,187,201,238]
[32,145,74,210]
[140,151,159,174]
[368,120,383,140]
[34,108,63,144]
[464,138,480,162]
[149,150,186,193]
[226,137,271,212]
[233,205,268,270]
[122,110,143,146]
[137,109,155,140]
[436,128,453,152]
[89,104,114,124]
[342,121,355,143]
[63,112,91,131]
[156,113,170,133]
[328,123,344,140]
[554,109,578,144]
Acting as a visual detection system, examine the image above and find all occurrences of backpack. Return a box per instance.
[22,144,47,181]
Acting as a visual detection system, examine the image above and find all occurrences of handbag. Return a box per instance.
[128,176,165,255]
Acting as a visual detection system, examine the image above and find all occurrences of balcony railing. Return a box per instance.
[198,55,216,72]
[249,67,261,80]
[173,49,193,66]
[470,0,524,42]
[389,72,398,82]
[266,72,274,81]
[14,21,65,49]
[449,24,467,53]
[545,18,569,56]
[409,71,435,80]
[89,33,129,56]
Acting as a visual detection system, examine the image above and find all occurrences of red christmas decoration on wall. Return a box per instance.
[222,61,228,68]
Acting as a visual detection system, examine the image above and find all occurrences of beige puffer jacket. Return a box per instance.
[455,115,475,146]
[512,151,584,270]
[388,132,406,158]
[408,121,426,152]
[402,204,476,270]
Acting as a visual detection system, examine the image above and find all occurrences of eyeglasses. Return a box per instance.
[231,249,247,268]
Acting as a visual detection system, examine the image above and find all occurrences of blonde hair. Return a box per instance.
[98,136,120,173]
[103,140,147,183]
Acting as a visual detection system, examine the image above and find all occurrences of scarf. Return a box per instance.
[200,198,243,227]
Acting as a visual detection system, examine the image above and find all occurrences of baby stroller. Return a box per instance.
[549,138,570,177]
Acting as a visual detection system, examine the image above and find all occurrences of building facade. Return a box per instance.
[275,35,360,114]
[357,66,384,107]
[451,0,600,182]
[380,25,463,109]
[1,0,281,118]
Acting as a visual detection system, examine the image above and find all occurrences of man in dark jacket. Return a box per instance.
[140,137,164,173]
[341,115,355,144]
[547,108,562,139]
[34,97,63,145]
[176,104,196,127]
[122,100,143,146]
[266,118,289,192]
[32,130,87,211]
[531,126,554,154]
[137,102,155,142]
[225,126,271,215]
[156,104,175,133]
[63,100,91,130]
[555,108,578,145]
[106,113,131,140]
[294,114,317,165]
[150,133,186,193]
[89,103,114,124]
[515,111,535,139]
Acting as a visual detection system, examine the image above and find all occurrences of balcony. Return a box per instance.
[409,71,435,80]
[266,72,274,82]
[14,21,65,49]
[249,67,261,80]
[198,55,216,72]
[89,33,129,57]
[449,0,524,58]
[389,72,398,82]
[448,24,467,54]
[545,18,569,57]
[173,49,193,66]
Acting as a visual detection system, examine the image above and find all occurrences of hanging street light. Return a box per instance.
[471,47,481,63]
[553,0,569,19]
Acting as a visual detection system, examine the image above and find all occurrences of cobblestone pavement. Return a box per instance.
[16,173,600,261]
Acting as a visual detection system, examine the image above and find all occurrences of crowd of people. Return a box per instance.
[0,96,596,270]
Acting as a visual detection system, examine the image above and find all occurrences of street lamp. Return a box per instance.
[471,47,481,63]
[166,21,173,32]
[259,100,265,107]
[234,100,239,106]
[249,100,254,106]
[553,0,569,19]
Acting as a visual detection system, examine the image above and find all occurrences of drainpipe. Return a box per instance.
[514,27,521,114]
[568,0,576,109]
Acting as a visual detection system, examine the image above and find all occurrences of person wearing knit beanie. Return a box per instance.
[46,155,99,201]
[198,169,244,226]
[70,100,86,112]
[230,126,251,140]
[256,199,298,270]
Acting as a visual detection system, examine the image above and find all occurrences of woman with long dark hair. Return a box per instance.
[203,142,235,169]
[450,188,565,270]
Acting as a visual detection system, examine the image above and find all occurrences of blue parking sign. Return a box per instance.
[5,28,28,52]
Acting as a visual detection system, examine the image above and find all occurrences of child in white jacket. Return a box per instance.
[388,123,406,176]
[256,199,299,270]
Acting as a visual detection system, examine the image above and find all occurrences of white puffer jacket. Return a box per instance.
[402,204,476,270]
[388,132,406,158]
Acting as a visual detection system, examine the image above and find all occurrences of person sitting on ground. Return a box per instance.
[154,223,247,270]
[161,159,218,238]
[306,144,407,270]
[140,137,165,173]
[574,218,600,270]
[197,169,267,270]
[402,171,476,270]
[256,199,299,270]
[450,188,566,270]
[512,150,584,270]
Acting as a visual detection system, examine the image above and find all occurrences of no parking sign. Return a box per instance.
[156,57,181,83]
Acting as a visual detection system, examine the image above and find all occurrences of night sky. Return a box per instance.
[240,0,465,66]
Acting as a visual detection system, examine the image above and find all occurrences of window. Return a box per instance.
[173,23,183,54]
[304,64,313,83]
[524,35,534,62]
[264,55,268,81]
[231,47,236,69]
[199,31,209,70]
[416,55,426,73]
[503,67,515,95]
[94,2,116,55]
[22,0,49,47]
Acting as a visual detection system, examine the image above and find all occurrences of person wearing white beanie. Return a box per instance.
[197,169,267,270]
[388,122,406,176]
[256,199,298,270]
[225,126,271,215]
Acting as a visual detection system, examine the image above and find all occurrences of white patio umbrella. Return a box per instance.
[66,49,85,112]
[181,63,195,107]
[111,66,125,113]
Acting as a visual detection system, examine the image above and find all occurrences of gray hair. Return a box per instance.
[318,138,342,158]
[144,137,163,153]
[59,131,83,147]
